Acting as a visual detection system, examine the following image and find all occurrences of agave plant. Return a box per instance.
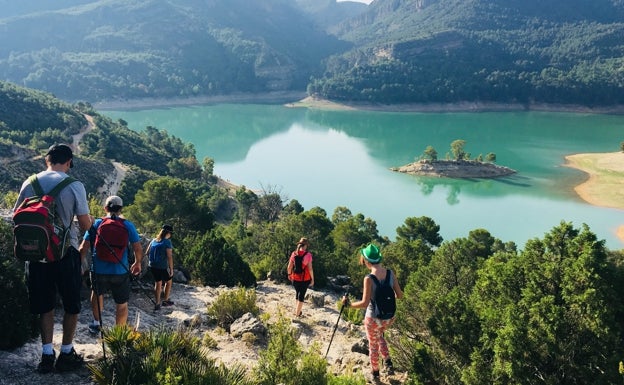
[87,324,253,385]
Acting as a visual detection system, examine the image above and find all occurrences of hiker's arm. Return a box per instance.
[393,277,403,300]
[77,213,94,232]
[130,242,143,275]
[287,257,293,275]
[166,248,173,277]
[78,239,90,259]
[78,238,90,275]
[308,261,314,287]
[345,276,373,309]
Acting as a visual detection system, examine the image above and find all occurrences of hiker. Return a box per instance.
[287,237,314,317]
[13,144,94,373]
[342,243,403,383]
[146,224,175,311]
[79,195,143,334]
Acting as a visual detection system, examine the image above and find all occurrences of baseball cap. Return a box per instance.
[105,195,123,208]
[46,143,74,168]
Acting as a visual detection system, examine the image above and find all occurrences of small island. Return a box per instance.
[391,140,517,178]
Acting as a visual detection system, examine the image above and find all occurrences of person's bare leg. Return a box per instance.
[154,281,163,305]
[40,310,55,345]
[295,300,303,316]
[163,281,172,302]
[91,292,103,322]
[115,303,128,325]
[61,313,78,345]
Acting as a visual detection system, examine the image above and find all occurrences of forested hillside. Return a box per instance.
[1,0,623,107]
[0,0,348,102]
[310,0,624,106]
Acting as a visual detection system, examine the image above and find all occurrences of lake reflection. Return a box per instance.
[102,105,624,250]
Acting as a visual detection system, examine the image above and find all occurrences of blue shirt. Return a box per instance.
[84,216,140,275]
[148,238,173,269]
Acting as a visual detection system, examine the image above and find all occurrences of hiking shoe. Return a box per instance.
[55,348,83,372]
[88,322,101,335]
[365,370,381,384]
[385,358,395,375]
[37,352,56,374]
[154,303,161,311]
[162,300,174,307]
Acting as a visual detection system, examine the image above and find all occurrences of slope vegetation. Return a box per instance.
[311,0,624,106]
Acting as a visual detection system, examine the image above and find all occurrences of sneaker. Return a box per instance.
[55,348,83,372]
[37,352,56,374]
[162,300,174,307]
[385,358,395,375]
[88,322,101,335]
[154,303,161,311]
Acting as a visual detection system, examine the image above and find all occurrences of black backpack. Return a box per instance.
[13,175,75,263]
[368,270,396,320]
[293,252,307,274]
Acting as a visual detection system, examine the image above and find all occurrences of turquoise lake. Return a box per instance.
[102,104,624,250]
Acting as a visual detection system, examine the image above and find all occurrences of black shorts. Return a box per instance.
[91,273,130,304]
[292,279,311,302]
[28,247,82,315]
[150,267,172,283]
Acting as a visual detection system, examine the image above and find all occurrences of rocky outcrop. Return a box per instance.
[391,159,516,178]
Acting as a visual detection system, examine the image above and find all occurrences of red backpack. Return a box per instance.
[94,215,129,263]
[13,175,75,263]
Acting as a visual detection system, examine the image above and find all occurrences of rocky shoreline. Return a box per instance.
[391,160,517,178]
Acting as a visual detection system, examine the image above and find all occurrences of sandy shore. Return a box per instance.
[286,96,624,114]
[564,152,624,243]
[93,93,624,114]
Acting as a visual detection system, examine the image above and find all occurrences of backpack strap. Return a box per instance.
[369,270,392,288]
[47,176,76,197]
[28,175,43,196]
[28,175,76,197]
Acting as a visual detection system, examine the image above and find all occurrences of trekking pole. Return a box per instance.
[325,292,348,359]
[89,227,107,361]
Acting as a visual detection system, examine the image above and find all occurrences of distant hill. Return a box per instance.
[310,0,624,106]
[0,0,623,107]
[0,0,348,103]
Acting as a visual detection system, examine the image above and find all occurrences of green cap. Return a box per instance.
[361,244,382,264]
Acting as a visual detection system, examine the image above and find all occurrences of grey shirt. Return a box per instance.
[14,170,90,250]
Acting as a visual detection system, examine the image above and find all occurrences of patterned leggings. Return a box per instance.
[364,316,394,372]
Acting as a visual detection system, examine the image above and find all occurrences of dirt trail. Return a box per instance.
[72,115,95,155]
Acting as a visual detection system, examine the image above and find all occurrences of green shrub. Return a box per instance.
[207,287,259,329]
[328,371,366,385]
[254,314,331,385]
[241,332,257,346]
[202,332,218,349]
[339,297,364,325]
[88,325,253,385]
[253,314,303,385]
[0,220,38,350]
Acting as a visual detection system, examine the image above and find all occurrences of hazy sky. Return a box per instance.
[337,0,373,4]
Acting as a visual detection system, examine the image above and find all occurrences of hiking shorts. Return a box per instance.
[292,279,311,302]
[150,267,172,283]
[28,247,82,315]
[91,273,130,304]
